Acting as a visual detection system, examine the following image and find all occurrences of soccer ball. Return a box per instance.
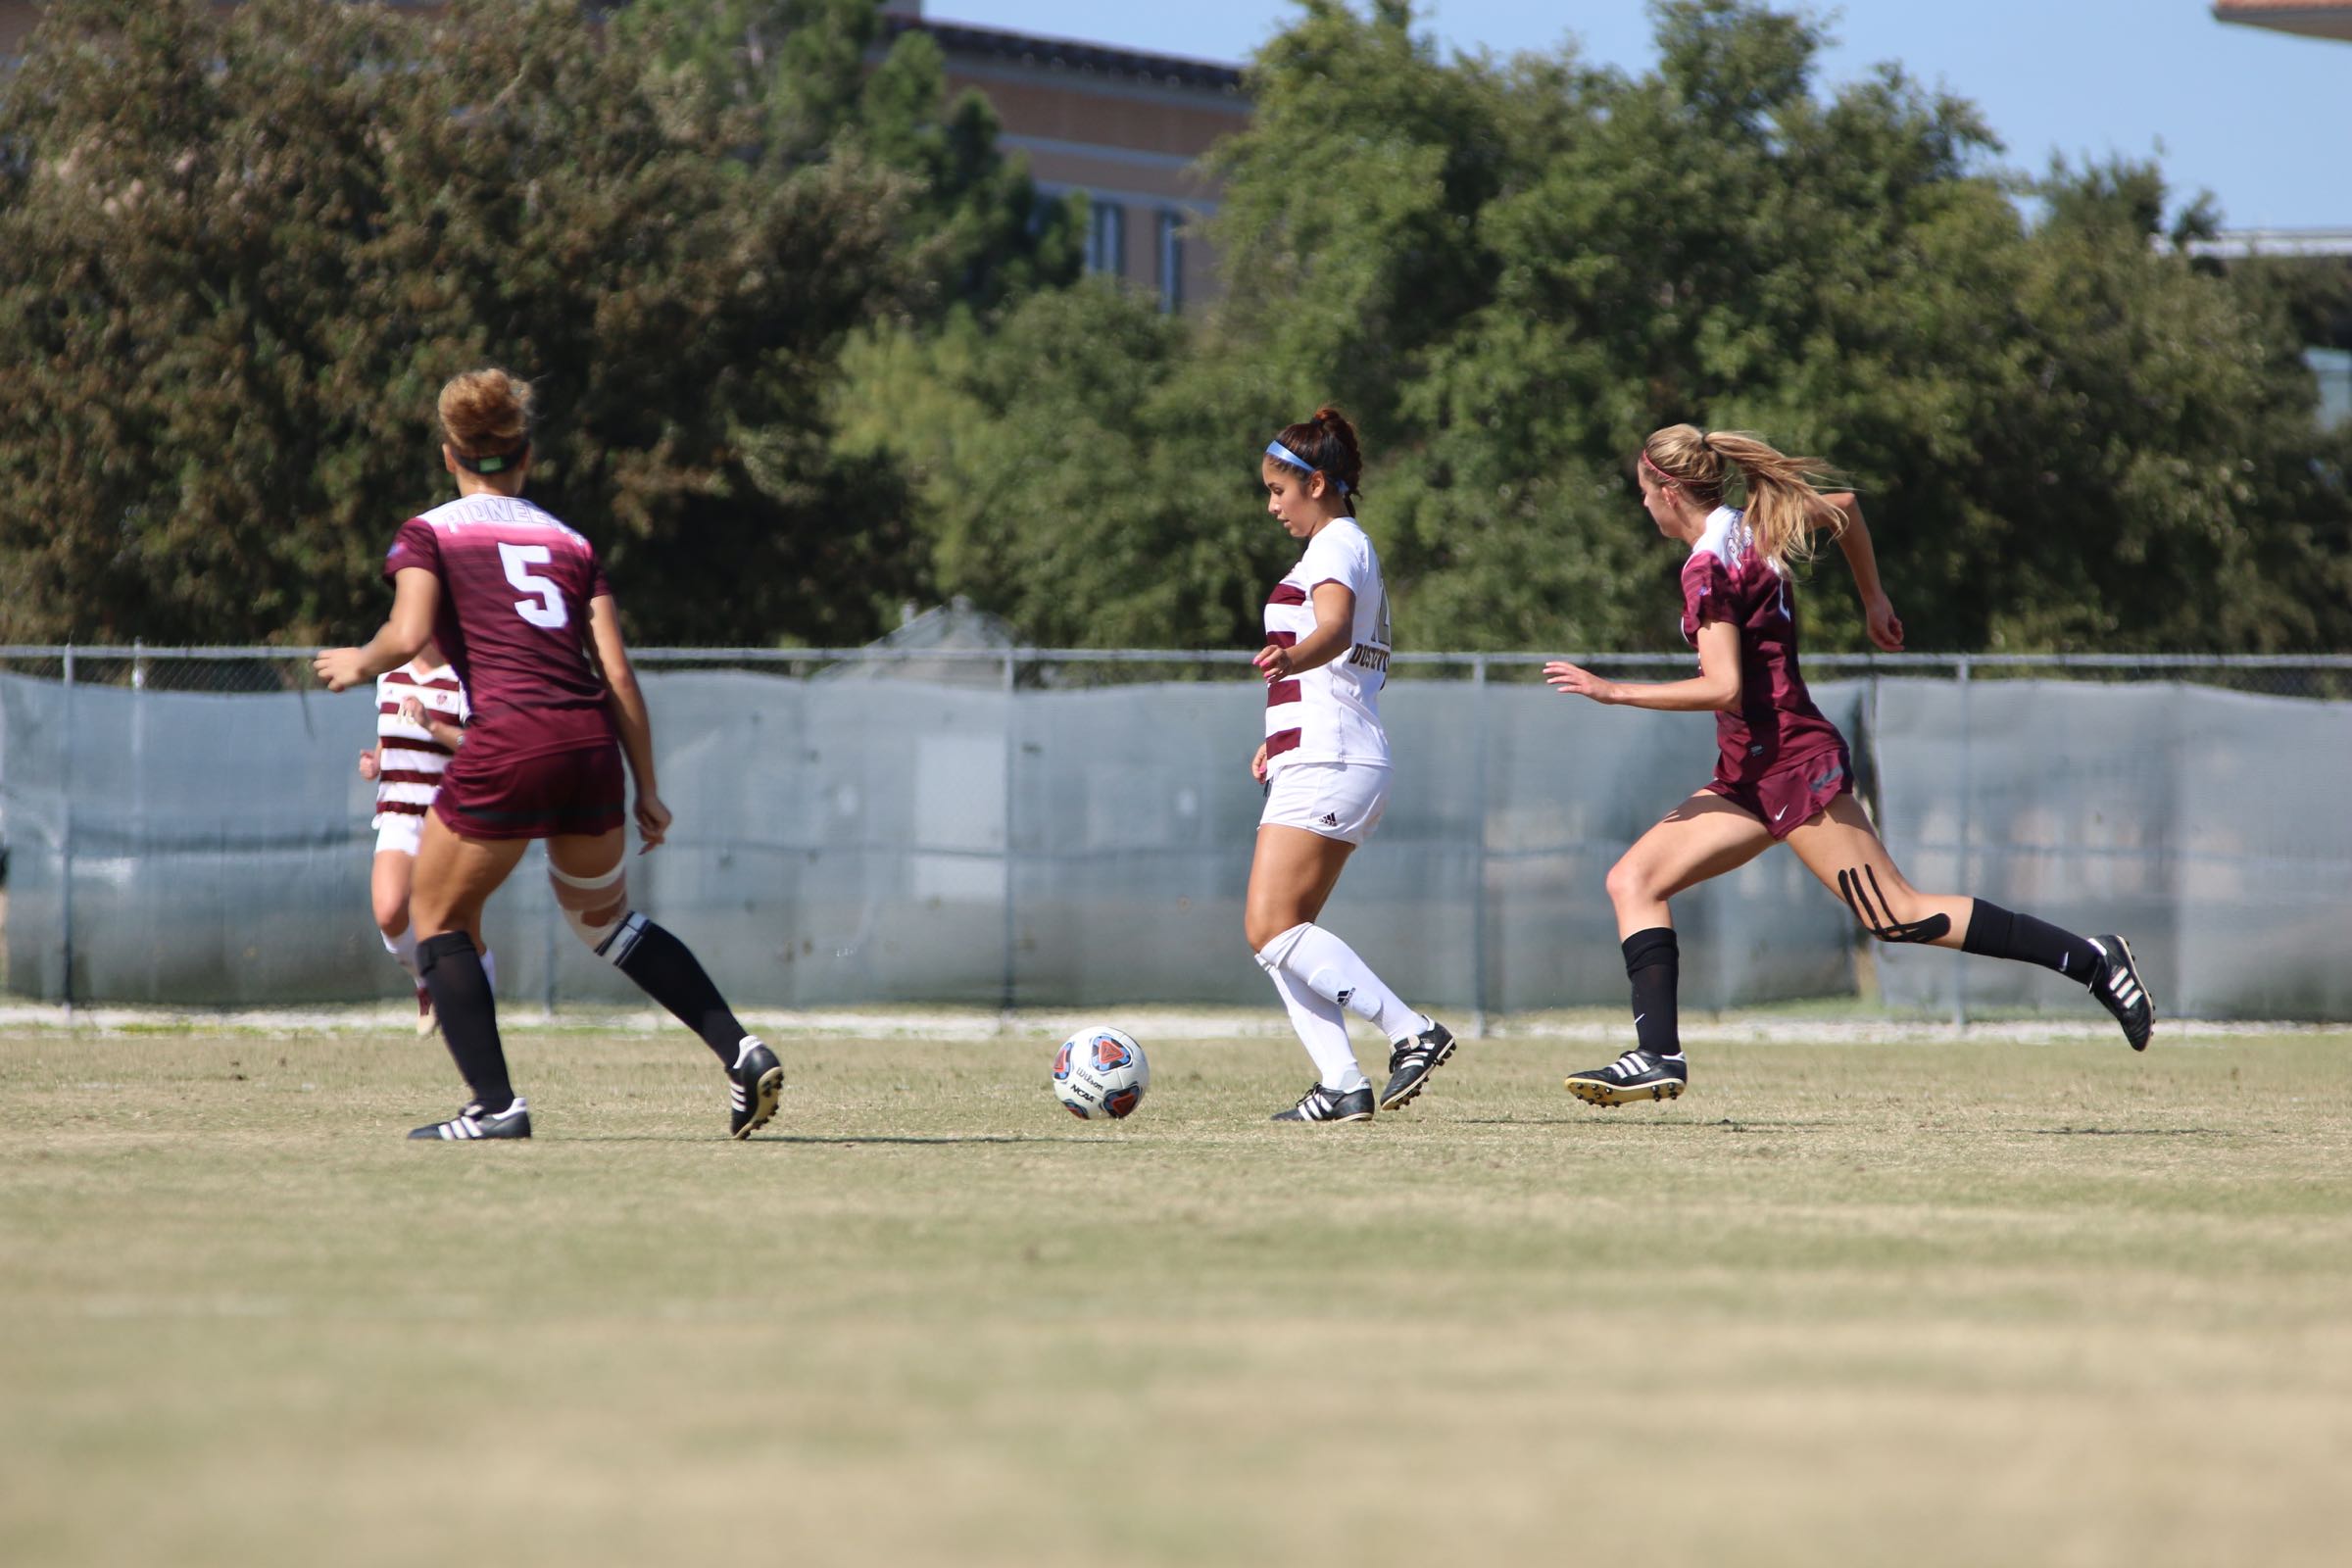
[1053,1025,1150,1120]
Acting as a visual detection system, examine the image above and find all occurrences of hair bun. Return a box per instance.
[438,367,535,457]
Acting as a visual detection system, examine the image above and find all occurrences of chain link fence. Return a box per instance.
[5,646,2351,1021]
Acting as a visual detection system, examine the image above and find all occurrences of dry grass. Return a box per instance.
[4,1024,2350,1567]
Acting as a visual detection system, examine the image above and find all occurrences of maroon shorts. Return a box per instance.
[433,741,627,841]
[1703,745,1852,842]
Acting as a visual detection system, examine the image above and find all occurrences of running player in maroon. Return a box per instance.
[1545,424,2153,1105]
[314,368,782,1141]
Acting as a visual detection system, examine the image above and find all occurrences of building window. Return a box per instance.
[2311,348,2352,429]
[1087,199,1126,277]
[1156,210,1185,313]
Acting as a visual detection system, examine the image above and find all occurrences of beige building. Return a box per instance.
[905,12,1246,310]
[1,1,1249,310]
[2214,1,2352,40]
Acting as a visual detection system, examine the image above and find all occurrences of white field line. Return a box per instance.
[0,1003,2327,1045]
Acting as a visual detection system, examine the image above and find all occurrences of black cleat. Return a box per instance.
[1379,1018,1457,1111]
[2086,935,2154,1051]
[408,1098,531,1141]
[729,1038,783,1139]
[1272,1082,1376,1123]
[1563,1050,1688,1106]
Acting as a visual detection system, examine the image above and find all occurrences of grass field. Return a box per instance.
[5,1020,2351,1567]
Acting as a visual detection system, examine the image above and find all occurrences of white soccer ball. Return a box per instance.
[1052,1025,1150,1120]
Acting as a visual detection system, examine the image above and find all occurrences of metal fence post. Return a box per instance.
[60,644,75,1024]
[540,844,559,1020]
[1001,649,1018,1020]
[1952,656,1972,1030]
[1470,655,1491,1038]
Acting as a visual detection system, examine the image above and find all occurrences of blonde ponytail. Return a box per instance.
[1640,424,1846,568]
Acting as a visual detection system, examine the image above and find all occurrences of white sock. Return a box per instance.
[479,948,496,997]
[1260,922,1423,1044]
[1257,948,1367,1093]
[383,927,419,982]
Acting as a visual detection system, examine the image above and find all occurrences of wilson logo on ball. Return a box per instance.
[1090,1036,1132,1071]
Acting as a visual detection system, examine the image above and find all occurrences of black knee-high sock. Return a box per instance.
[604,917,750,1067]
[416,932,515,1108]
[1960,901,2102,986]
[1622,927,1683,1058]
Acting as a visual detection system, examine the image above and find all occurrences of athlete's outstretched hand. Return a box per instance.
[1544,661,1621,706]
[357,747,379,782]
[314,647,369,692]
[1864,594,1904,653]
[635,788,672,854]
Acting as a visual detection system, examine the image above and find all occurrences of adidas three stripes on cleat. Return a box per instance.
[1563,1050,1689,1106]
[728,1038,784,1139]
[408,1099,531,1141]
[2087,934,2155,1051]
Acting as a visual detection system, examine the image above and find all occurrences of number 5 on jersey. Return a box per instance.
[498,541,568,629]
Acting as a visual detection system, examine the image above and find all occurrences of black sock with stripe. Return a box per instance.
[1622,927,1683,1058]
[601,915,748,1067]
[416,931,515,1109]
[1959,901,2103,986]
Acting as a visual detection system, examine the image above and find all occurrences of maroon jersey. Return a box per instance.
[1680,506,1846,787]
[383,493,615,761]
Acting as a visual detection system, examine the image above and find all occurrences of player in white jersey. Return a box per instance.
[357,641,490,1033]
[1246,407,1455,1123]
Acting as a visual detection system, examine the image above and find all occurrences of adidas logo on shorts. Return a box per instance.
[1320,811,1340,827]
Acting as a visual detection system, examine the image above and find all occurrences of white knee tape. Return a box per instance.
[549,861,633,955]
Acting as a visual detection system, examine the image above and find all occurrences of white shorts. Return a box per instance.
[1259,760,1390,847]
[372,811,426,858]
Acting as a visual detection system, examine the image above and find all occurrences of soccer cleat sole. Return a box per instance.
[1274,1110,1375,1124]
[731,1064,784,1140]
[1563,1076,1686,1107]
[1379,1035,1459,1112]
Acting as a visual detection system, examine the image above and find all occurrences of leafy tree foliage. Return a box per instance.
[859,0,2352,655]
[0,0,923,646]
[617,0,1084,311]
[834,286,1292,648]
[4,0,2343,656]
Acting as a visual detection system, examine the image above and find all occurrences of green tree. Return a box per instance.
[0,0,921,646]
[1195,0,2351,653]
[618,0,1084,312]
[834,285,1292,648]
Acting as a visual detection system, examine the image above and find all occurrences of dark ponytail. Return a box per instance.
[1270,406,1365,507]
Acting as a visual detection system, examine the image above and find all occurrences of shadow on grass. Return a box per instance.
[2028,1127,2232,1138]
[555,1133,1104,1148]
[1461,1116,1843,1130]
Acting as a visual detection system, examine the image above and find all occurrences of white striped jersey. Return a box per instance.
[1261,516,1392,777]
[371,660,468,827]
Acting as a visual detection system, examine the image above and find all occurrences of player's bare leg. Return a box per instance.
[1780,797,1973,949]
[375,846,490,1037]
[1568,794,1776,1105]
[370,848,436,1035]
[1783,795,2152,1049]
[546,830,780,1137]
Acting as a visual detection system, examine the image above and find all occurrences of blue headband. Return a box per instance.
[1265,440,1351,494]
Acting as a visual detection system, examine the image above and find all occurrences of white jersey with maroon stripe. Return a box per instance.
[371,660,468,829]
[1261,516,1392,778]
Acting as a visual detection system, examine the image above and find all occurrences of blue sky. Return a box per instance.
[925,1,2351,230]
